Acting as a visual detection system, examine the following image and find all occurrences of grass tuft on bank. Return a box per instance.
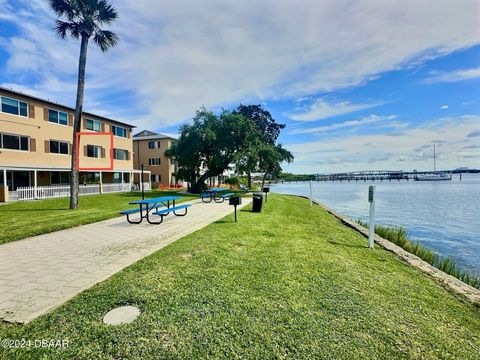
[1,194,479,359]
[358,220,480,289]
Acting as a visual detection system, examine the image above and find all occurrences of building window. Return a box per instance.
[1,96,28,117]
[151,174,161,182]
[87,145,101,158]
[48,109,68,125]
[49,140,69,154]
[148,157,160,166]
[83,172,100,184]
[51,172,70,184]
[86,119,102,132]
[148,141,160,149]
[113,148,128,160]
[0,133,29,151]
[111,125,127,138]
[113,172,121,183]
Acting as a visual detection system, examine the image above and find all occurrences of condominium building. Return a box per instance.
[133,130,177,188]
[0,87,146,202]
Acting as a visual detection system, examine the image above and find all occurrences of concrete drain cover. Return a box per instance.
[103,305,140,325]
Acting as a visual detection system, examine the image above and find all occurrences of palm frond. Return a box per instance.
[49,0,76,20]
[92,29,119,52]
[54,20,79,39]
[95,0,118,24]
[49,0,118,50]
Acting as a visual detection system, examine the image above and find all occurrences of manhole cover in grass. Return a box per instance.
[103,306,140,325]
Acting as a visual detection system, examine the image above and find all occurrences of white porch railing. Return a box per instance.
[15,181,152,202]
[16,183,133,201]
[102,183,132,193]
[79,184,101,195]
[131,182,152,191]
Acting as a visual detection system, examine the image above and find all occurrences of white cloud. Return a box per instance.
[284,115,480,173]
[0,0,479,128]
[467,130,480,138]
[424,67,480,83]
[288,99,381,122]
[292,114,396,134]
[441,105,449,110]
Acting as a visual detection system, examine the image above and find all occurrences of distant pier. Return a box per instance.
[272,170,461,183]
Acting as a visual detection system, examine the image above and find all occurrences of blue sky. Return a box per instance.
[1,0,479,173]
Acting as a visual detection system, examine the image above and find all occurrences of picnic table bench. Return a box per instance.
[239,184,250,194]
[119,196,191,224]
[200,188,234,203]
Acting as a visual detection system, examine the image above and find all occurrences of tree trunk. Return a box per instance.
[70,35,89,209]
[247,171,252,189]
[261,172,268,191]
[191,172,215,194]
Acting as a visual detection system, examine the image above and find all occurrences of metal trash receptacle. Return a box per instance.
[252,192,263,213]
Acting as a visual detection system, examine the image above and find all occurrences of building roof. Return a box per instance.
[133,130,176,140]
[0,86,136,128]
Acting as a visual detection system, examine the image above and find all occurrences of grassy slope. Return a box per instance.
[0,190,197,245]
[1,194,479,359]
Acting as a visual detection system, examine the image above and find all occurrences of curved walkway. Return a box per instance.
[0,197,251,324]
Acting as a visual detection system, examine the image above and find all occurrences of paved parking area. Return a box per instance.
[0,197,251,323]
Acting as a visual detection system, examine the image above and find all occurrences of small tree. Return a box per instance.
[259,144,294,190]
[49,0,118,209]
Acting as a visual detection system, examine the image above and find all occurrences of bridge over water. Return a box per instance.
[277,170,456,183]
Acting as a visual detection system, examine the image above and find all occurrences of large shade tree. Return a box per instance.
[166,108,260,194]
[49,0,119,209]
[233,104,287,188]
[234,104,292,188]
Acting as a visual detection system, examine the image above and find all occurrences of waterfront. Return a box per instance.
[270,173,480,276]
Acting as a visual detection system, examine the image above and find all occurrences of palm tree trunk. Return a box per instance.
[70,35,89,209]
[247,171,252,189]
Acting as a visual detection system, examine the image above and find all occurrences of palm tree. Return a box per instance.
[49,0,119,209]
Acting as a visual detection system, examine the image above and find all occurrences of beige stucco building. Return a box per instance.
[133,130,177,188]
[0,86,145,202]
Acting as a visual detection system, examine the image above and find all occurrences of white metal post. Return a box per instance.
[368,185,375,248]
[3,169,7,188]
[309,180,312,207]
[34,170,38,199]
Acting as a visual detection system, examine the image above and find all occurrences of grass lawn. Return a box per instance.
[0,190,198,245]
[1,194,479,359]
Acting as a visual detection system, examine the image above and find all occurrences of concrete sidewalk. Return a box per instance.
[0,197,251,323]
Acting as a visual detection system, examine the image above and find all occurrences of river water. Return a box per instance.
[270,173,480,276]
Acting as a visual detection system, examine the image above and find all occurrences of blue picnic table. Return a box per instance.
[200,187,235,203]
[120,195,191,224]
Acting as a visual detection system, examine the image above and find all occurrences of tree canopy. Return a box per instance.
[234,104,285,144]
[166,108,260,193]
[234,104,292,188]
[167,105,293,193]
[50,0,118,51]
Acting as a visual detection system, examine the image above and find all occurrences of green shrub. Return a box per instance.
[225,177,240,186]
